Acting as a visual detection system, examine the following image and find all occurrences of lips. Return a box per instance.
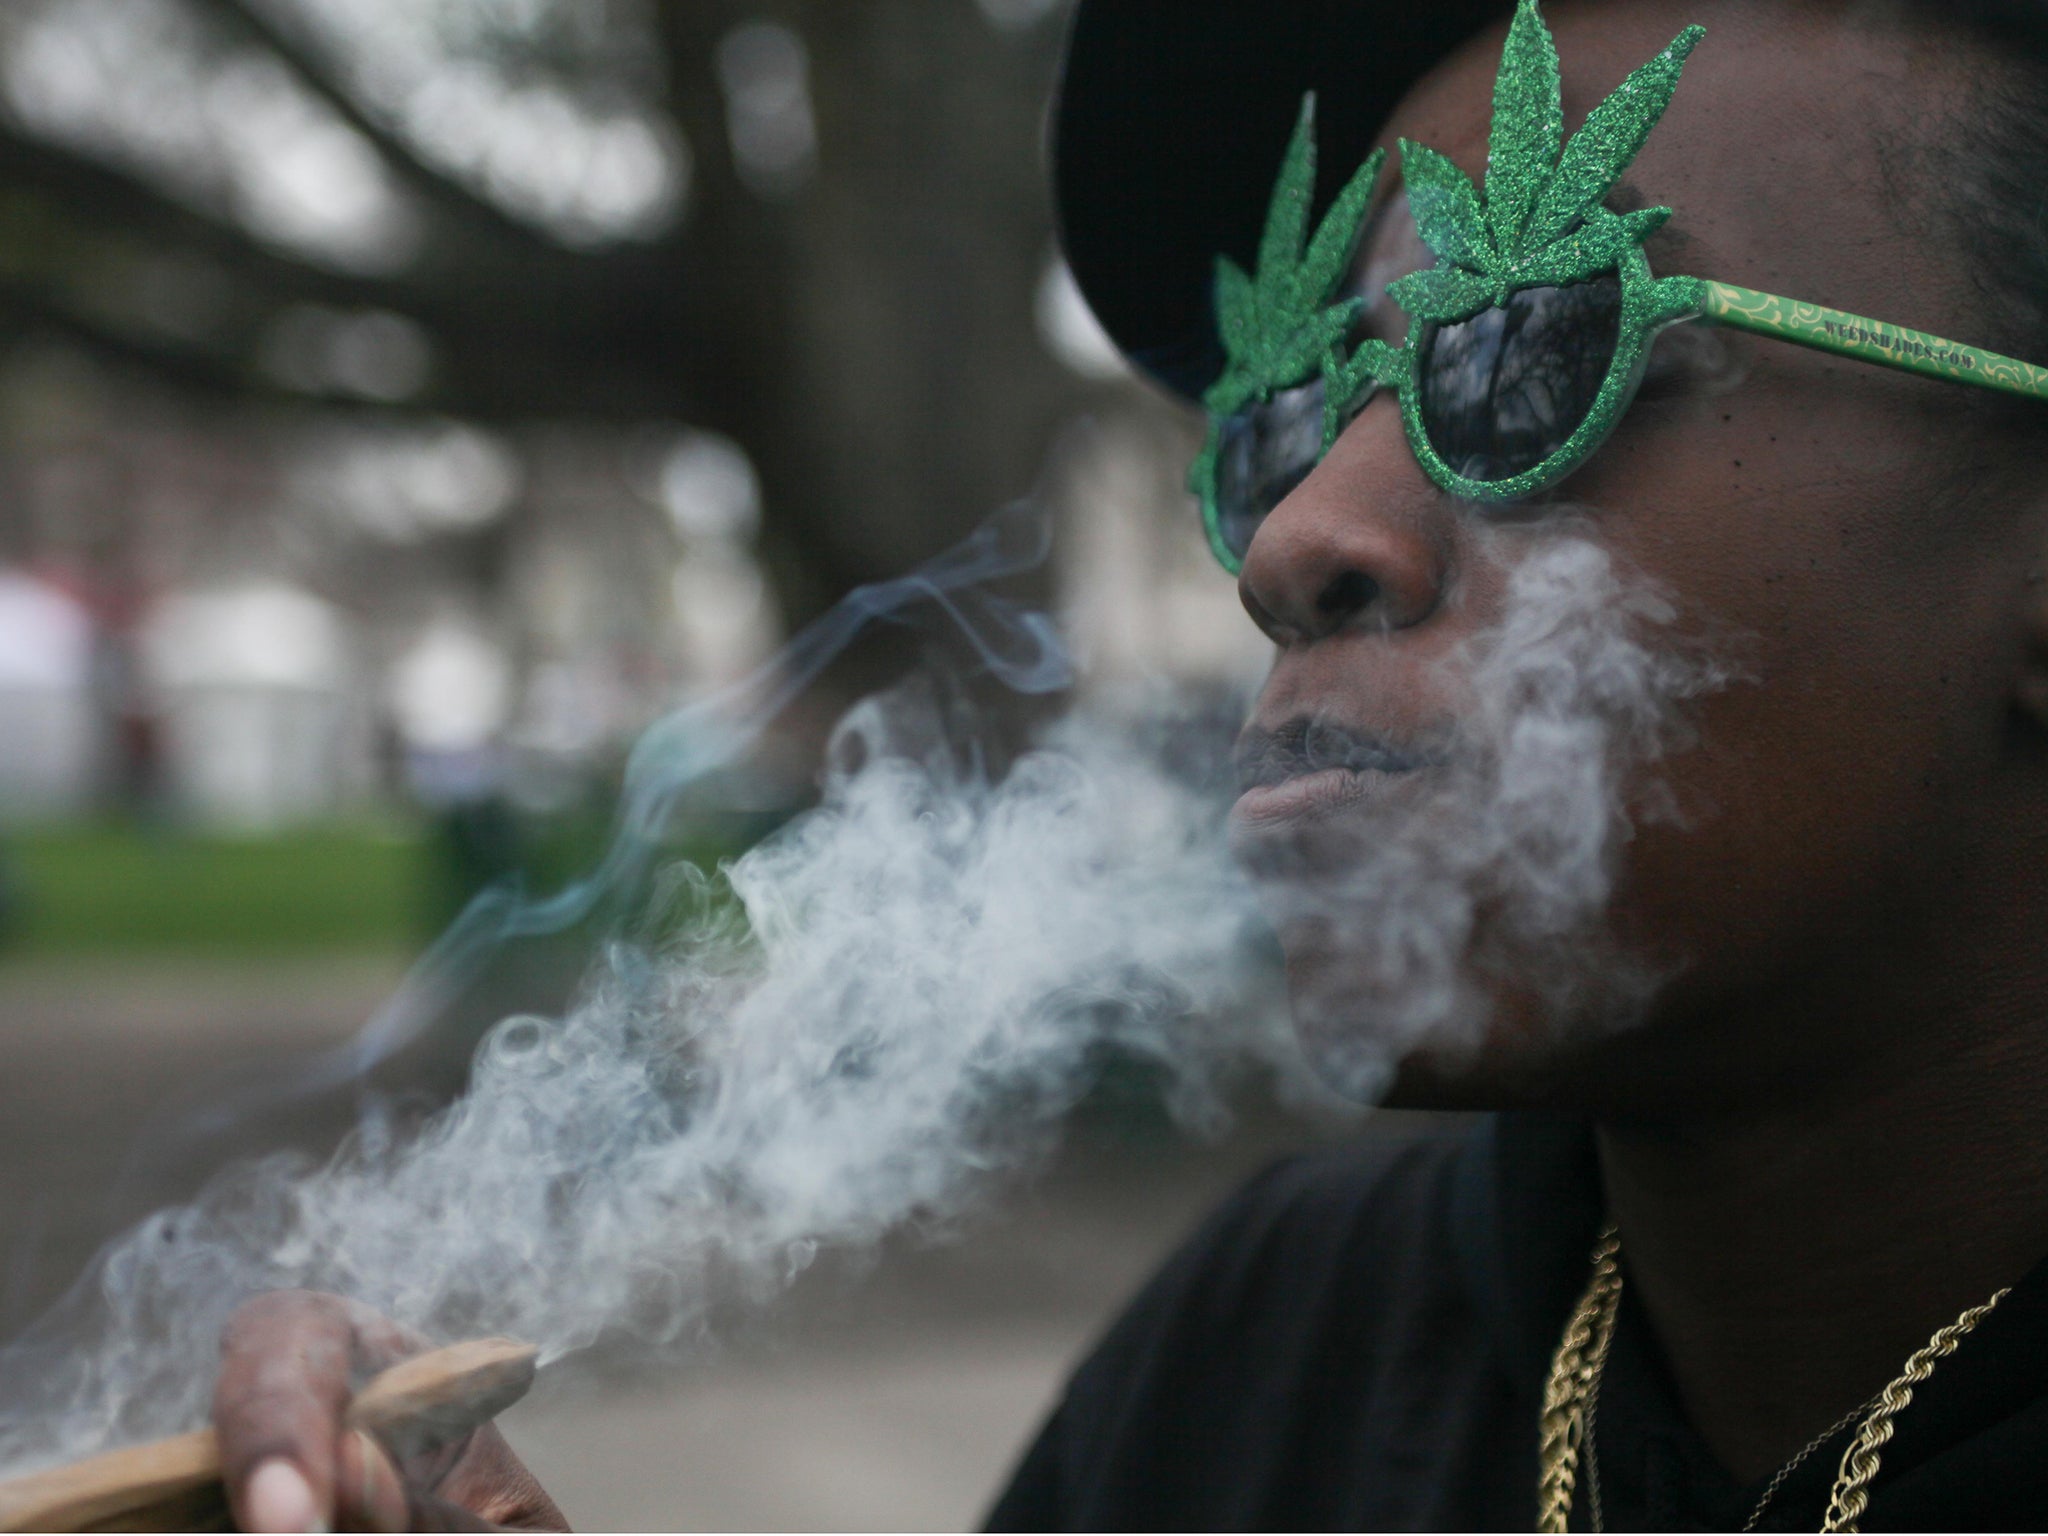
[1232,717,1443,830]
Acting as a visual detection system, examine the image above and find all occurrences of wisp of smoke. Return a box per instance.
[0,513,1721,1477]
[168,501,1075,1141]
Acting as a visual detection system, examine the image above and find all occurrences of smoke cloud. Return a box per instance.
[0,510,1721,1477]
[1257,529,1727,1098]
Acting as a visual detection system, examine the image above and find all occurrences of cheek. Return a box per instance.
[1576,382,2018,997]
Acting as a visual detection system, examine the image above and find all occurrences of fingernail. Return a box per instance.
[245,1457,325,1534]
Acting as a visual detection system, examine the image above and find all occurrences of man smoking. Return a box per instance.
[207,0,2048,1527]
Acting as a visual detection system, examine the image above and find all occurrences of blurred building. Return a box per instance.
[0,568,100,816]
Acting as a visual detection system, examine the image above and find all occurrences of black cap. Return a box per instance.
[1052,0,1509,402]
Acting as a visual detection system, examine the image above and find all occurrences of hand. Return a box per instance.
[213,1291,567,1532]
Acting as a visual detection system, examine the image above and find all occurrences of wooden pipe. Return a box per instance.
[0,1336,538,1533]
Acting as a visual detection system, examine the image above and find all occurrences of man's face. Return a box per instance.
[1230,0,2048,1113]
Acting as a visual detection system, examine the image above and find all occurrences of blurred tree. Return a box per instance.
[0,0,1085,631]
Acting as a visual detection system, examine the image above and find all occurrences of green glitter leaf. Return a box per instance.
[1520,22,1704,252]
[1385,264,1497,322]
[1213,256,1257,359]
[1495,205,1670,292]
[1254,95,1319,317]
[1282,302,1361,380]
[1484,0,1564,256]
[1302,144,1389,307]
[1383,2,1702,319]
[1321,336,1409,443]
[1208,93,1386,401]
[1400,140,1496,273]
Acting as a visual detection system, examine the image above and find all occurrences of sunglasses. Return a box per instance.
[1192,0,2048,575]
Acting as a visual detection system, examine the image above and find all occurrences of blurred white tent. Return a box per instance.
[387,617,514,808]
[141,583,365,828]
[0,569,101,817]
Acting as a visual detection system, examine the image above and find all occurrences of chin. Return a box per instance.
[1379,1046,1574,1112]
[1280,928,1659,1112]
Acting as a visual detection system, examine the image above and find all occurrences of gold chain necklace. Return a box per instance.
[1536,1225,2010,1534]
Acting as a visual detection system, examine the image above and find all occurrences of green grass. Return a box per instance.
[0,791,787,963]
[0,807,775,961]
[0,822,430,958]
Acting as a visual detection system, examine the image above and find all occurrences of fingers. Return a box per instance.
[437,1427,570,1531]
[335,1430,408,1533]
[335,1433,507,1533]
[214,1292,564,1532]
[217,1291,361,1532]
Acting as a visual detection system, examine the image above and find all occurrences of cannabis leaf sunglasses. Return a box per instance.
[1192,0,2048,575]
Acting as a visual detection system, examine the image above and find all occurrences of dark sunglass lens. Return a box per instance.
[1215,375,1363,563]
[1417,275,1623,485]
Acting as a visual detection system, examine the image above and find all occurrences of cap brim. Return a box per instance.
[1053,0,1509,402]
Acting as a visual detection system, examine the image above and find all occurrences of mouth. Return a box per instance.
[1231,717,1444,831]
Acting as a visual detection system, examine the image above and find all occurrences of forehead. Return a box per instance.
[1378,0,1965,325]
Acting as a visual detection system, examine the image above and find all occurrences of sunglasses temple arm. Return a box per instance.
[1693,279,2048,402]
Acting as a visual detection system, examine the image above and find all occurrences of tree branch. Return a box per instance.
[0,8,735,424]
[193,0,578,255]
[0,249,726,427]
[0,115,698,393]
[0,119,439,315]
[0,277,415,416]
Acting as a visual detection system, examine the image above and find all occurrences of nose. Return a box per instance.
[1237,398,1449,645]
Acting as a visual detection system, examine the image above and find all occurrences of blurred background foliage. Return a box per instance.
[0,0,1257,961]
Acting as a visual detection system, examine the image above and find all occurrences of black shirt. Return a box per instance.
[986,1114,2048,1531]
